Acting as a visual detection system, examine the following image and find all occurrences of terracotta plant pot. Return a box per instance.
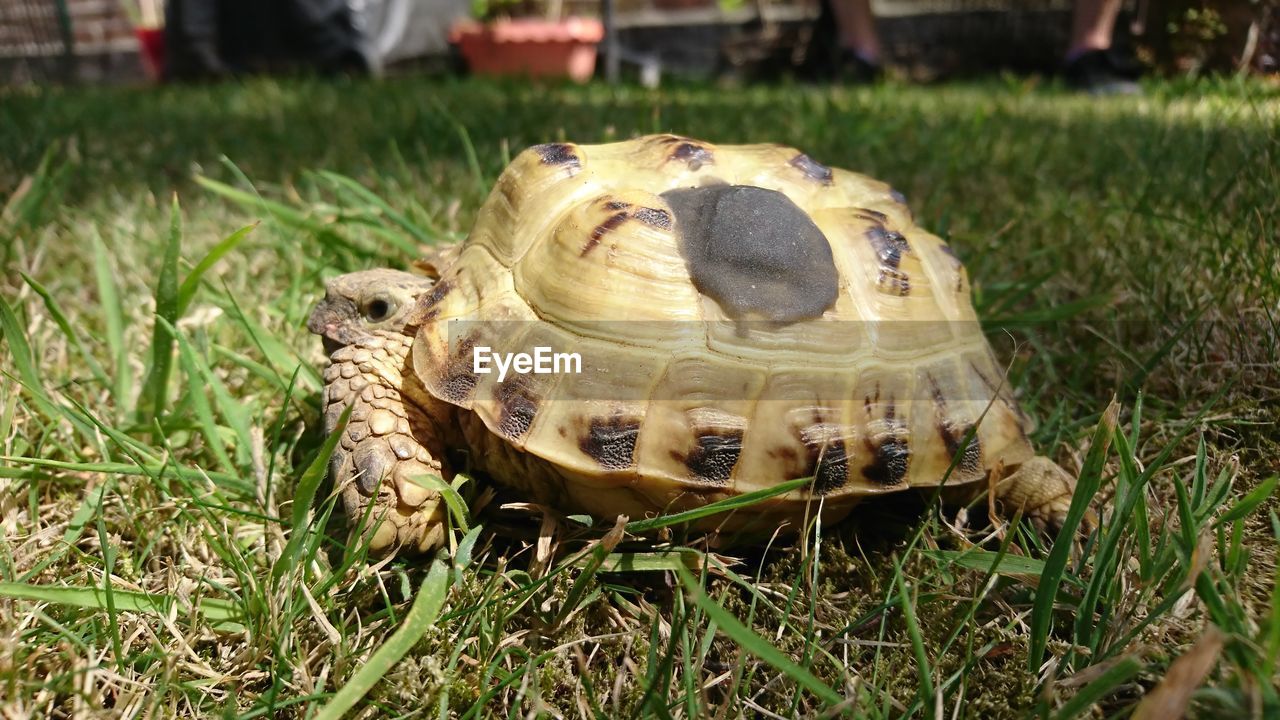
[450,18,604,83]
[135,27,166,81]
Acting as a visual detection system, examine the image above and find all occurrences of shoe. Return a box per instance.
[1062,49,1142,96]
[836,49,884,84]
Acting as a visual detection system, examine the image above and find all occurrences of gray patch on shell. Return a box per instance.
[889,188,908,204]
[653,135,715,170]
[439,337,480,404]
[662,185,838,323]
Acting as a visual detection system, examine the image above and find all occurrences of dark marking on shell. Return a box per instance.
[867,226,912,296]
[673,143,714,170]
[662,184,838,323]
[494,377,539,441]
[789,154,834,185]
[581,415,641,470]
[604,199,630,211]
[941,423,983,476]
[855,208,889,224]
[684,430,743,484]
[532,143,580,168]
[928,373,983,475]
[440,336,480,404]
[862,438,910,486]
[889,188,908,205]
[581,211,629,256]
[657,136,715,170]
[811,437,850,495]
[416,278,453,322]
[633,207,673,230]
[969,360,1002,397]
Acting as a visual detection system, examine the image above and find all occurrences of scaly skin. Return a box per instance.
[310,269,454,553]
[992,456,1080,533]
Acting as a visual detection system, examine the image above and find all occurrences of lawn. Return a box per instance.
[0,75,1278,718]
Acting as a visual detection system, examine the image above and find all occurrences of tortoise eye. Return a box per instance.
[363,296,395,323]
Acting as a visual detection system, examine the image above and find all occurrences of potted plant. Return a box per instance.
[119,0,165,80]
[450,0,604,83]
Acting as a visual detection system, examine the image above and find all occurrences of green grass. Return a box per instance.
[1,74,1278,718]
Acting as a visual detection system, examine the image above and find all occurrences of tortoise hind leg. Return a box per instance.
[993,456,1088,534]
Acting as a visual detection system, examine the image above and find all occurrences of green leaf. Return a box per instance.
[0,294,59,422]
[597,550,703,573]
[1053,655,1143,720]
[311,558,451,720]
[20,481,111,582]
[894,561,934,715]
[315,171,432,253]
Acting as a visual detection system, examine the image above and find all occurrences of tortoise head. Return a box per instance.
[308,269,436,355]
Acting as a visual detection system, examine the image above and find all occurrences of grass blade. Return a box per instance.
[1028,400,1119,673]
[176,223,257,316]
[625,476,812,534]
[311,558,451,720]
[18,271,111,390]
[1054,655,1143,719]
[408,473,471,533]
[140,194,183,422]
[673,564,843,706]
[271,404,349,585]
[0,581,243,631]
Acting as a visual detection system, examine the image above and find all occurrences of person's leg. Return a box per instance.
[830,0,881,63]
[1063,0,1141,94]
[826,0,883,81]
[1066,0,1123,59]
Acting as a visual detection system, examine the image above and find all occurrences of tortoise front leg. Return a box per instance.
[323,333,451,553]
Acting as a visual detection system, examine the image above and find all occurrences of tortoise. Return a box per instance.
[307,135,1078,553]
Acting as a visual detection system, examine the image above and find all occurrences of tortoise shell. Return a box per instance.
[408,135,1035,526]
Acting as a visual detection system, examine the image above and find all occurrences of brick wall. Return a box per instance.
[0,0,137,58]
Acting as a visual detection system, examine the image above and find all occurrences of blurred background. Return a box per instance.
[0,0,1275,87]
